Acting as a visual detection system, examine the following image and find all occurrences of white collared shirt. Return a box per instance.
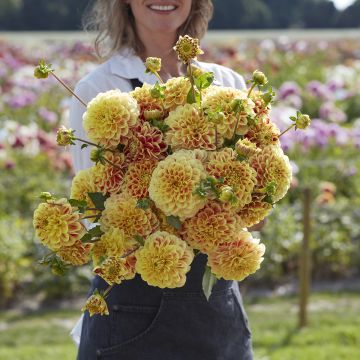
[69,48,246,173]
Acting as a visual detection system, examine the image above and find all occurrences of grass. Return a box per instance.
[0,292,359,360]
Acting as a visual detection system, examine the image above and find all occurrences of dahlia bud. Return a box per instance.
[219,185,237,203]
[230,98,244,113]
[144,108,164,121]
[191,65,205,78]
[207,111,226,125]
[174,35,204,64]
[34,59,53,79]
[145,57,162,74]
[90,148,106,164]
[81,292,109,317]
[252,70,268,86]
[39,192,55,202]
[235,139,260,158]
[296,114,311,130]
[56,126,75,146]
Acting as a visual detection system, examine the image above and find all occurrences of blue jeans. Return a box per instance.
[77,254,253,360]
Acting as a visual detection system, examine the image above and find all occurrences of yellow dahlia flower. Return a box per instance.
[70,167,99,222]
[163,77,191,112]
[136,231,194,288]
[82,292,109,317]
[245,117,280,148]
[250,145,292,203]
[165,104,216,151]
[207,230,265,281]
[92,153,126,195]
[235,138,261,158]
[237,194,273,228]
[33,199,86,251]
[100,193,159,238]
[182,201,242,253]
[83,90,139,148]
[130,83,165,122]
[203,87,255,139]
[121,159,158,199]
[206,148,257,210]
[58,241,92,266]
[93,255,136,286]
[149,150,208,221]
[174,35,204,64]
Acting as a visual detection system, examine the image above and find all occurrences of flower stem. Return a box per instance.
[103,157,123,170]
[247,83,256,98]
[120,246,141,259]
[187,63,196,102]
[279,124,295,138]
[154,72,164,84]
[103,285,114,298]
[82,215,99,220]
[50,71,87,107]
[215,125,218,150]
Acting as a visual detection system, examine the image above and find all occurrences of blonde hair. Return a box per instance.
[83,0,213,59]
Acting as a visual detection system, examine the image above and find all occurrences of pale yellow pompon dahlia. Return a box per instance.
[165,104,216,151]
[245,117,280,149]
[237,194,273,228]
[163,77,191,112]
[82,292,109,317]
[130,83,165,122]
[100,193,159,238]
[121,159,158,199]
[58,240,92,266]
[203,87,256,139]
[174,35,204,64]
[33,199,86,251]
[136,231,194,288]
[92,227,138,266]
[206,148,257,211]
[91,153,126,195]
[93,255,136,286]
[70,167,99,222]
[83,90,139,148]
[250,145,292,203]
[207,230,265,281]
[181,201,242,253]
[235,138,261,158]
[149,150,208,221]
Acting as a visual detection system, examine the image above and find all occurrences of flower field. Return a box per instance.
[0,34,360,306]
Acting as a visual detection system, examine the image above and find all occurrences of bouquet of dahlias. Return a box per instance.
[33,35,310,316]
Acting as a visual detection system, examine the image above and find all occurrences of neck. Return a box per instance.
[137,27,185,79]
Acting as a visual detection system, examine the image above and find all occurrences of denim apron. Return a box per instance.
[77,79,254,360]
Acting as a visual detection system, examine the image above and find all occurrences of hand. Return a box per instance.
[247,218,267,232]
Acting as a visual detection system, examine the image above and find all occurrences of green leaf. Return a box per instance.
[88,192,108,211]
[81,144,88,149]
[136,198,151,210]
[202,265,218,301]
[166,215,182,230]
[187,88,196,104]
[194,72,214,91]
[68,198,88,209]
[149,119,170,133]
[81,225,103,243]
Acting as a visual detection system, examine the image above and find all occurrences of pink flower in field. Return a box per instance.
[38,107,58,125]
[4,160,15,170]
[7,91,37,109]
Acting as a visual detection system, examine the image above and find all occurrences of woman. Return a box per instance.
[70,1,254,359]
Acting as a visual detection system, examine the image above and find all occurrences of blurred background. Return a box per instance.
[0,0,359,359]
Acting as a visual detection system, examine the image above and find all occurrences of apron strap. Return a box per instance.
[129,78,143,90]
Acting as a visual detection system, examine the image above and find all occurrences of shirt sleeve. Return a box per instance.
[69,81,99,173]
[230,69,247,91]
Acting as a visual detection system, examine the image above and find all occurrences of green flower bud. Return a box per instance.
[219,185,236,203]
[207,111,226,125]
[34,59,53,79]
[39,192,55,202]
[296,114,311,130]
[252,70,268,86]
[90,148,105,164]
[230,98,244,113]
[56,126,75,146]
[145,57,162,73]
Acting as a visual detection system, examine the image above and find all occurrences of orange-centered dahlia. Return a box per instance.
[245,117,280,149]
[121,159,158,199]
[163,77,192,112]
[181,201,242,253]
[149,150,208,221]
[58,240,92,266]
[203,87,256,139]
[100,193,159,238]
[207,230,265,281]
[83,89,139,148]
[206,148,257,210]
[165,104,216,151]
[33,199,86,251]
[135,231,194,288]
[82,293,109,317]
[250,145,292,203]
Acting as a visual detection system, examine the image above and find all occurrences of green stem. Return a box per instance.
[82,215,99,220]
[103,285,114,298]
[247,83,256,98]
[103,156,123,170]
[120,246,141,259]
[279,124,296,138]
[154,71,164,84]
[215,125,218,150]
[50,71,87,107]
[187,63,196,102]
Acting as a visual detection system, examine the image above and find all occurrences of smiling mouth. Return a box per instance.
[148,4,178,12]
